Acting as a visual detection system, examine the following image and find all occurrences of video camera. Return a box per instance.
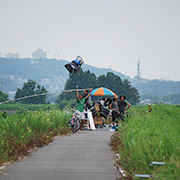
[64,56,84,74]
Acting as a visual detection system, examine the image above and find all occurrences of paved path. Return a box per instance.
[1,130,120,180]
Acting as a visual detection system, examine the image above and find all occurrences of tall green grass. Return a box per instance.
[0,110,71,165]
[0,103,59,111]
[116,105,180,179]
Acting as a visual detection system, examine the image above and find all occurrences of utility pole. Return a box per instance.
[137,60,140,92]
[155,85,157,103]
[0,82,7,92]
[0,82,5,92]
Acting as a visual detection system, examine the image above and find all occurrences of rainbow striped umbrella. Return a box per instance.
[91,87,117,96]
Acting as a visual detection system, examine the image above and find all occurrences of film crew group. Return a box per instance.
[109,95,131,128]
[75,89,130,129]
[75,89,93,129]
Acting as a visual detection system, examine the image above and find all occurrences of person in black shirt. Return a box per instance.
[117,95,131,116]
[83,90,91,109]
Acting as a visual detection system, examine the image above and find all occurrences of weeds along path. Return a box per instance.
[0,131,120,180]
[110,105,180,180]
[0,110,71,165]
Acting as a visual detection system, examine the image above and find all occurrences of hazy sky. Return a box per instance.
[0,0,180,81]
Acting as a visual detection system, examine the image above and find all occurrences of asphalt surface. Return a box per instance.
[1,130,120,180]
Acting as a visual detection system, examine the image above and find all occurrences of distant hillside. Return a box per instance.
[0,57,180,99]
[0,57,130,97]
[139,79,180,97]
[0,58,68,97]
[83,64,131,80]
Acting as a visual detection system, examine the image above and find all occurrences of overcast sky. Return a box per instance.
[0,0,180,81]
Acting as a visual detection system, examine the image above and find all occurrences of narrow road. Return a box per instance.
[1,130,120,180]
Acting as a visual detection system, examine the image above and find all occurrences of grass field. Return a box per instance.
[110,105,180,180]
[0,103,59,111]
[0,109,71,165]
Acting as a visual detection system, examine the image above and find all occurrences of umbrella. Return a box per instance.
[91,87,117,96]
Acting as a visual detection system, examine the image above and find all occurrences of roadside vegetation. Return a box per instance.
[110,105,180,180]
[0,103,59,111]
[0,109,71,166]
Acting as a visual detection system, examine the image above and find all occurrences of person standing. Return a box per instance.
[76,89,93,121]
[104,98,113,127]
[117,95,131,117]
[83,89,91,109]
[109,96,119,126]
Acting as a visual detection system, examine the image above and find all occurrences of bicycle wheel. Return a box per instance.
[72,119,80,133]
[67,118,73,127]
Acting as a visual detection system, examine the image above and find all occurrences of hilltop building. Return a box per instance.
[5,52,19,59]
[32,49,47,59]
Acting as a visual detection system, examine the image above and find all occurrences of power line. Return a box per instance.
[155,85,157,102]
[137,60,140,92]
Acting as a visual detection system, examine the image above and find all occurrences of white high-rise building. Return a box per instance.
[32,49,47,59]
[5,52,19,58]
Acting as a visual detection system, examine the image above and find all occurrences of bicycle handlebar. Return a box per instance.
[64,106,76,112]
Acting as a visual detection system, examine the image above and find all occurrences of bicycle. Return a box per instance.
[65,107,81,133]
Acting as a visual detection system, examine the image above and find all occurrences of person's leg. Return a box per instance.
[114,111,118,126]
[79,112,85,130]
[112,111,116,126]
[109,117,112,127]
[108,109,112,127]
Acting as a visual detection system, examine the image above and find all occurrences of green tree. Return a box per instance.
[14,79,47,104]
[56,70,140,105]
[56,69,98,102]
[0,91,9,102]
[123,79,140,105]
[98,72,125,95]
[98,73,139,105]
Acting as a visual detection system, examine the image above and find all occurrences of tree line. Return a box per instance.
[0,79,47,104]
[56,69,140,105]
[0,70,140,105]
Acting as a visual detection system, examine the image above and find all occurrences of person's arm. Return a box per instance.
[109,103,112,109]
[109,103,116,111]
[125,102,131,111]
[85,88,93,99]
[118,106,120,114]
[75,89,79,100]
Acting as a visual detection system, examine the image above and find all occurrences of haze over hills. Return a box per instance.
[0,57,180,100]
